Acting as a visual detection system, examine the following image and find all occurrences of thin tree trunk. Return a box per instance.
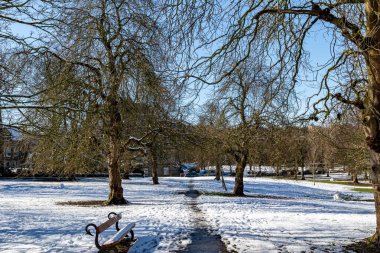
[352,171,359,184]
[215,162,221,181]
[151,147,159,185]
[233,154,247,196]
[301,165,305,180]
[221,170,227,191]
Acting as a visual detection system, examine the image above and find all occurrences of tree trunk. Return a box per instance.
[106,146,126,205]
[352,172,359,184]
[151,147,159,185]
[233,154,247,196]
[123,161,130,179]
[0,109,4,176]
[215,162,221,181]
[221,170,227,191]
[364,0,380,244]
[369,151,380,243]
[301,165,305,180]
[105,95,126,205]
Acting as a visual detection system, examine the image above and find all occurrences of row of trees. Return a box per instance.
[1,0,380,245]
[193,116,368,183]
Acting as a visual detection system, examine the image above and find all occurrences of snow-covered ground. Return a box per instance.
[0,176,375,253]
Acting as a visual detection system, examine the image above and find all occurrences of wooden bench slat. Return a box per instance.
[97,214,122,233]
[103,223,135,246]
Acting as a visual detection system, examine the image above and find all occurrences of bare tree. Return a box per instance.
[213,57,291,195]
[198,102,230,180]
[307,126,324,183]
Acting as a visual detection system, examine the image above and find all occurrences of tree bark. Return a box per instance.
[105,95,126,205]
[151,147,159,185]
[215,161,221,181]
[233,153,247,196]
[106,141,126,205]
[301,165,305,180]
[369,151,380,243]
[0,109,3,176]
[364,0,380,243]
[352,171,359,184]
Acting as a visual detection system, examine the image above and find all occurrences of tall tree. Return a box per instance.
[214,59,291,195]
[40,0,166,204]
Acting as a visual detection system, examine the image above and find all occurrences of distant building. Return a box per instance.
[0,126,31,176]
[0,128,21,174]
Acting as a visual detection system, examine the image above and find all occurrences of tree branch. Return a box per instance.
[254,5,365,49]
[333,92,364,109]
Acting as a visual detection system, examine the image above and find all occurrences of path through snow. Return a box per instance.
[178,179,230,253]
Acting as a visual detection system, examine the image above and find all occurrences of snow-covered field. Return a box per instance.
[0,176,375,253]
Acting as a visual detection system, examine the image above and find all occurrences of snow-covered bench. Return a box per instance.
[85,212,135,252]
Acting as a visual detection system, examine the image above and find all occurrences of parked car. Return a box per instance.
[185,171,198,177]
[198,170,208,176]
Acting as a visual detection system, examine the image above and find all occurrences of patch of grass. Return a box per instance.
[310,180,372,187]
[353,188,373,193]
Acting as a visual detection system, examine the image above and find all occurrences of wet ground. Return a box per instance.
[177,181,230,253]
